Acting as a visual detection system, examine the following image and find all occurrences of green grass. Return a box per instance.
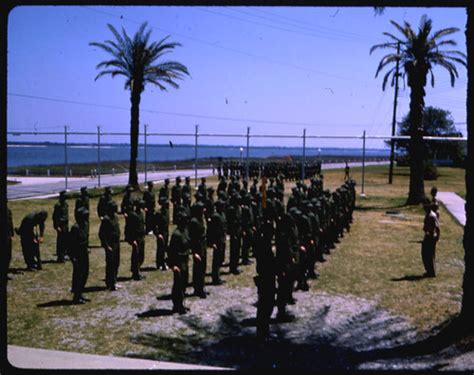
[7,164,467,357]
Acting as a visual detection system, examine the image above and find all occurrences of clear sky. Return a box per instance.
[7,5,467,149]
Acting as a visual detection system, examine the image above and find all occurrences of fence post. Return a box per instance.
[64,125,68,190]
[97,126,101,187]
[246,127,250,179]
[361,130,366,197]
[194,124,198,187]
[301,128,306,181]
[144,124,148,184]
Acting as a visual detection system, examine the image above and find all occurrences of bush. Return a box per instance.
[424,163,439,180]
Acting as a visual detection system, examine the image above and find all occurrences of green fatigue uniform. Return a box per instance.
[241,199,254,266]
[70,208,89,304]
[254,210,276,341]
[125,201,146,280]
[304,203,319,279]
[120,189,134,216]
[168,216,191,314]
[189,203,208,297]
[208,201,227,285]
[98,187,114,219]
[7,208,14,277]
[143,183,156,233]
[159,178,170,201]
[226,195,242,275]
[154,201,170,271]
[275,213,299,317]
[217,177,227,194]
[422,205,440,277]
[294,209,311,292]
[197,178,207,200]
[171,177,182,224]
[179,193,191,219]
[204,187,215,222]
[250,179,258,197]
[99,204,121,291]
[182,177,192,197]
[311,199,325,263]
[53,193,69,262]
[75,187,90,246]
[16,211,47,271]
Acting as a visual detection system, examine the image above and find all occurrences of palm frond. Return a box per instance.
[431,58,459,86]
[94,69,127,81]
[375,54,399,77]
[429,27,460,43]
[390,19,414,41]
[369,42,397,55]
[382,66,396,90]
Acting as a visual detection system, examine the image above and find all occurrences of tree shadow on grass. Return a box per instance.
[391,274,427,282]
[129,304,474,370]
[140,266,157,272]
[37,299,75,308]
[117,276,133,282]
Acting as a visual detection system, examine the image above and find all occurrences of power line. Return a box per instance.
[8,92,388,129]
[82,6,380,86]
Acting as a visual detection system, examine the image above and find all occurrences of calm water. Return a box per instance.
[7,143,390,167]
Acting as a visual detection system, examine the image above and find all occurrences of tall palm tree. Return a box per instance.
[370,15,466,205]
[90,22,189,187]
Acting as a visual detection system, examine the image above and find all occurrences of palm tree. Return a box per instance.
[370,15,466,205]
[90,22,189,188]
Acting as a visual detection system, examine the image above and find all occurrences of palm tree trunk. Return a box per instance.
[460,5,474,329]
[406,78,426,205]
[128,87,141,188]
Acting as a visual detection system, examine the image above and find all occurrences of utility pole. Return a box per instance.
[388,41,401,184]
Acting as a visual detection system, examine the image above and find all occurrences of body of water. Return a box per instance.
[7,143,390,167]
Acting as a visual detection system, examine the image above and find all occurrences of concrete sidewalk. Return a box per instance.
[7,345,232,370]
[437,192,466,226]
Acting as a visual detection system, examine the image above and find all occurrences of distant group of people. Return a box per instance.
[5,166,442,340]
[217,160,322,181]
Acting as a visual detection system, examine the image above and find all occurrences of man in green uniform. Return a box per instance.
[171,176,182,224]
[182,176,192,197]
[208,200,227,285]
[154,197,170,271]
[241,194,254,266]
[422,200,440,277]
[159,178,170,201]
[125,199,146,281]
[16,210,48,271]
[121,185,135,217]
[189,201,208,298]
[197,177,208,200]
[226,193,242,275]
[75,186,90,246]
[53,191,69,263]
[143,181,156,234]
[70,207,90,304]
[99,201,121,291]
[168,212,191,314]
[98,186,114,220]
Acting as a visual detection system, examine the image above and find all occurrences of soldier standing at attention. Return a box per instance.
[143,181,156,234]
[226,193,243,275]
[69,207,90,304]
[53,191,69,263]
[208,200,227,285]
[75,187,90,248]
[254,205,276,342]
[121,185,135,217]
[168,212,191,314]
[125,199,147,281]
[16,210,48,271]
[197,177,208,200]
[171,176,182,224]
[7,207,14,280]
[182,176,192,197]
[189,201,208,298]
[159,178,170,201]
[99,201,121,291]
[154,197,170,271]
[344,161,351,181]
[98,186,114,220]
[422,200,440,278]
[241,194,254,266]
[430,186,440,218]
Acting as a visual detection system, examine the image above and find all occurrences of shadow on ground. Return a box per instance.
[129,305,474,370]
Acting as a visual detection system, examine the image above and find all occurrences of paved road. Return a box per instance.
[7,161,389,201]
[437,192,466,226]
[7,345,231,370]
[7,169,214,200]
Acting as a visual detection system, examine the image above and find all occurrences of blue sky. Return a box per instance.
[7,5,467,149]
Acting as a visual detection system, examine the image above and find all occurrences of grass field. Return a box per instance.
[6,165,466,359]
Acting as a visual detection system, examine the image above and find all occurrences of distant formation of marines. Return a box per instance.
[8,159,385,342]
